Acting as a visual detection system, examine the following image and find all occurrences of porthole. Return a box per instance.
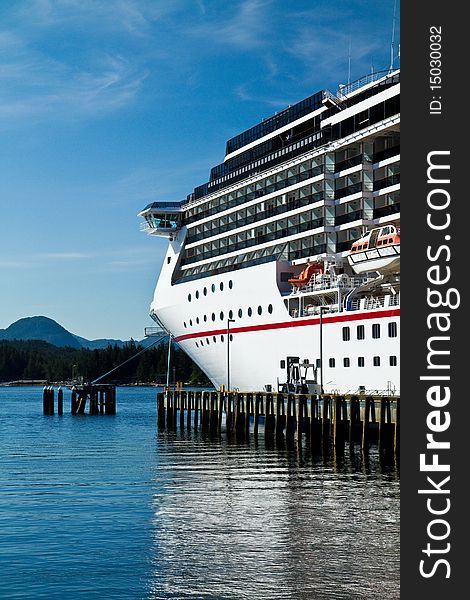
[211,284,215,293]
[213,336,217,343]
[268,304,273,314]
[184,322,187,328]
[257,306,262,315]
[221,335,224,342]
[195,342,199,348]
[373,356,381,366]
[238,308,243,318]
[188,293,192,302]
[195,290,199,299]
[229,334,233,342]
[200,340,204,346]
[203,287,207,296]
[229,280,233,289]
[189,319,193,326]
[212,313,216,321]
[220,311,224,321]
[206,338,210,345]
[248,307,253,317]
[220,282,224,291]
[196,317,200,324]
[228,310,233,320]
[204,315,207,322]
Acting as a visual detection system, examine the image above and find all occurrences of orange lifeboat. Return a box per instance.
[288,262,323,288]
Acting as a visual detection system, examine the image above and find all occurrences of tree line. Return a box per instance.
[0,339,211,386]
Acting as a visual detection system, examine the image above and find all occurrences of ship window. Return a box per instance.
[316,359,321,369]
[373,356,381,366]
[342,326,350,341]
[212,313,216,321]
[196,290,199,299]
[388,322,397,337]
[221,335,224,342]
[248,307,253,317]
[372,324,381,338]
[229,280,233,289]
[188,293,192,302]
[203,287,207,296]
[196,317,200,324]
[343,357,350,367]
[189,319,193,326]
[258,306,262,315]
[195,342,198,348]
[220,312,224,321]
[228,310,233,320]
[204,315,207,322]
[184,322,187,328]
[238,308,243,318]
[213,336,217,343]
[229,334,233,342]
[390,355,397,366]
[220,282,224,291]
[211,284,216,292]
[200,340,204,346]
[167,257,171,264]
[357,325,365,340]
[329,358,335,368]
[358,356,365,367]
[206,338,210,344]
[268,304,273,314]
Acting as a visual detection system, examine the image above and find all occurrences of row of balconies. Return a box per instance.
[186,146,400,225]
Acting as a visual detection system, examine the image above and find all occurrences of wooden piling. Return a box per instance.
[350,396,362,444]
[71,389,77,415]
[275,394,285,438]
[194,391,200,429]
[235,393,245,437]
[285,394,296,443]
[157,391,165,426]
[265,393,275,436]
[310,395,322,448]
[187,391,194,430]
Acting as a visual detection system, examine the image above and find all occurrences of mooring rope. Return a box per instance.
[90,335,167,384]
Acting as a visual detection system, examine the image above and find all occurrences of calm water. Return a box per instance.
[0,386,399,599]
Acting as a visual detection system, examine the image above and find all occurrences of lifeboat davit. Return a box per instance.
[347,225,400,275]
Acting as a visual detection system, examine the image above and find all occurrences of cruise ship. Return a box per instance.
[139,69,400,395]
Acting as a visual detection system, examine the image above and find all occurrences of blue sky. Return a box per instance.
[0,0,399,341]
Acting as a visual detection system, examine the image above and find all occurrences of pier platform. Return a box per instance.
[158,390,399,455]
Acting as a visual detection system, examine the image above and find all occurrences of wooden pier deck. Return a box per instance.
[158,390,399,455]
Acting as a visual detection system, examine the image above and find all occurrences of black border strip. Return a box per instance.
[401,2,465,597]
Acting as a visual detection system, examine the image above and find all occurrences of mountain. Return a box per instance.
[0,316,155,349]
[0,316,82,348]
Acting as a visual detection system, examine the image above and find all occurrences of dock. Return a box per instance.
[42,384,116,415]
[157,390,399,455]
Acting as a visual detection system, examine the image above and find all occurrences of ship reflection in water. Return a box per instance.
[149,431,399,600]
[1,387,398,600]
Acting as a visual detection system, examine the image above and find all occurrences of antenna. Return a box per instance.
[389,0,397,72]
[347,36,351,85]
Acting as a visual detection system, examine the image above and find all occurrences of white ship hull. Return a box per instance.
[140,70,401,395]
[151,233,399,395]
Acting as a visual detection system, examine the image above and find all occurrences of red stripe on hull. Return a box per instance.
[174,308,400,343]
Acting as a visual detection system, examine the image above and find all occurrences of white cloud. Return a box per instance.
[188,0,274,49]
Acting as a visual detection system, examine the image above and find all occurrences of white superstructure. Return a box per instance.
[139,70,400,395]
